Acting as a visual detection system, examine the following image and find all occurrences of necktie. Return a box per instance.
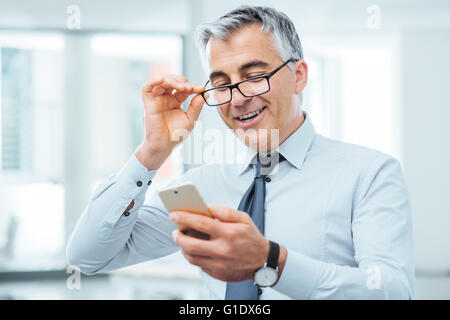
[225,152,285,300]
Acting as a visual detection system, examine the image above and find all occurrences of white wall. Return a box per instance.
[401,29,450,272]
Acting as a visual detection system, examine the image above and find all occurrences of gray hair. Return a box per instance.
[194,5,304,101]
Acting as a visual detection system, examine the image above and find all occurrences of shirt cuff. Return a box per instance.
[97,153,159,240]
[116,153,158,191]
[272,248,327,299]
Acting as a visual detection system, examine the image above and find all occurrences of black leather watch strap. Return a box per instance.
[267,240,280,269]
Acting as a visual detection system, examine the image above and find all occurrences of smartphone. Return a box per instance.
[159,182,212,240]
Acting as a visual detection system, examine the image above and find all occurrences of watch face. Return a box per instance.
[254,267,278,287]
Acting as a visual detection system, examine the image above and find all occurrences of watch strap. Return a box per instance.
[267,240,280,269]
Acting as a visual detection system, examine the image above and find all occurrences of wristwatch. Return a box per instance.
[254,240,280,287]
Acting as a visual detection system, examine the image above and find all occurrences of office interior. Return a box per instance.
[0,0,449,299]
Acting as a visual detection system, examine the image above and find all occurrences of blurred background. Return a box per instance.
[0,0,449,299]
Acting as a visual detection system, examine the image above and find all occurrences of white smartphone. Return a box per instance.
[158,182,212,240]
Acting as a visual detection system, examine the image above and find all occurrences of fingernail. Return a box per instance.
[172,229,178,241]
[170,212,179,222]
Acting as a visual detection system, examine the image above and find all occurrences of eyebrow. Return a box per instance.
[209,59,271,81]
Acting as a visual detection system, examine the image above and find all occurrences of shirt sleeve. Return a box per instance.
[66,153,180,275]
[272,155,415,299]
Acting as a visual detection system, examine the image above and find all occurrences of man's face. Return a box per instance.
[206,23,307,151]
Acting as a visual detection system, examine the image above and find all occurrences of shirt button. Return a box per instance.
[123,211,130,217]
[148,180,152,186]
[264,177,271,183]
[258,288,263,295]
[136,181,143,187]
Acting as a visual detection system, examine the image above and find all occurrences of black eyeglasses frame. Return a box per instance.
[200,58,299,107]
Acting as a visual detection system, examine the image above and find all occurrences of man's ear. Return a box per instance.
[293,60,308,95]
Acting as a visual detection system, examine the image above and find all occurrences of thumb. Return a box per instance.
[208,204,250,223]
[186,92,207,123]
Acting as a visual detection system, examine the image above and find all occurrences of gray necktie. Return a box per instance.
[225,152,285,300]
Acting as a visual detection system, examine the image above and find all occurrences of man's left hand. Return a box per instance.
[169,204,271,282]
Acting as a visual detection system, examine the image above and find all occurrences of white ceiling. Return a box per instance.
[0,0,449,33]
[0,0,191,32]
[202,0,450,31]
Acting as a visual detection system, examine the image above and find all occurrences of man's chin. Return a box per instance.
[234,128,280,153]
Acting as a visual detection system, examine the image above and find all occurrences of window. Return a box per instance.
[1,48,32,171]
[0,32,65,270]
[302,34,400,159]
[0,33,187,275]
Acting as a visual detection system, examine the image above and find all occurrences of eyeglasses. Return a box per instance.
[200,58,298,107]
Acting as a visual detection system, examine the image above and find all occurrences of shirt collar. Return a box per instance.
[237,110,316,175]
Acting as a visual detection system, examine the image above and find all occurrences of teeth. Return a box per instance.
[238,107,265,121]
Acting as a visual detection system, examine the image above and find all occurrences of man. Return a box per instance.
[66,5,414,299]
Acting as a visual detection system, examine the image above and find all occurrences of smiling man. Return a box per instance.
[66,6,414,299]
[201,22,306,152]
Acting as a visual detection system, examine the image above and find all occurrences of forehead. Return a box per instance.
[206,24,282,72]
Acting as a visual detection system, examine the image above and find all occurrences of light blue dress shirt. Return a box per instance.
[66,110,415,299]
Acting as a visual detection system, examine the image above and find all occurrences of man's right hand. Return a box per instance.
[135,75,207,170]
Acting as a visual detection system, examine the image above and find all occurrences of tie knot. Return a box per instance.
[253,152,286,178]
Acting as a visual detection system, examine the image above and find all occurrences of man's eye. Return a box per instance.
[246,74,266,80]
[213,82,229,87]
[247,77,265,83]
[215,87,229,92]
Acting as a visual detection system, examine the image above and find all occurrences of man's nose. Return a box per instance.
[230,87,251,107]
